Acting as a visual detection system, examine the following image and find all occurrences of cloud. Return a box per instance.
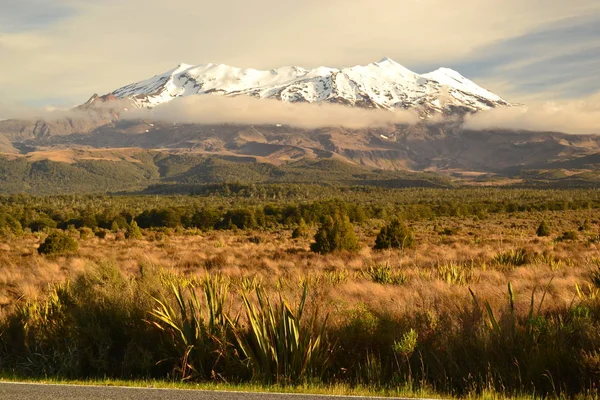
[0,101,40,121]
[125,96,419,129]
[429,15,600,102]
[463,93,600,135]
[1,0,599,106]
[0,0,74,32]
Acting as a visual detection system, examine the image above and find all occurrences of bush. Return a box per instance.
[126,220,143,239]
[536,220,551,237]
[78,227,94,240]
[95,228,108,239]
[29,217,58,232]
[291,218,310,239]
[310,215,359,254]
[493,248,530,267]
[364,263,406,285]
[38,231,79,255]
[374,218,414,250]
[558,231,578,241]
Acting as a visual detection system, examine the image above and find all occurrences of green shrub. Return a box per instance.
[38,231,79,255]
[310,215,359,254]
[0,213,23,235]
[126,220,143,239]
[374,218,414,250]
[291,218,309,239]
[231,283,331,383]
[536,220,551,237]
[29,217,57,232]
[149,275,233,380]
[110,221,120,232]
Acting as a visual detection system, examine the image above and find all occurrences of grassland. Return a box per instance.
[1,188,600,398]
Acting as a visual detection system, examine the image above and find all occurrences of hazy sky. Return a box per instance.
[1,0,599,108]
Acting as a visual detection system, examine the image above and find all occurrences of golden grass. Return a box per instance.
[1,209,599,321]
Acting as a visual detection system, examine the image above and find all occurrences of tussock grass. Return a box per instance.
[1,207,600,398]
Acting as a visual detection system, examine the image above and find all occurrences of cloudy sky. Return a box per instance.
[1,0,599,108]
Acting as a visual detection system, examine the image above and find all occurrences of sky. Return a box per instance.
[1,0,599,109]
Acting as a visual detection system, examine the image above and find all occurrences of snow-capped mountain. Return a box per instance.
[108,58,511,115]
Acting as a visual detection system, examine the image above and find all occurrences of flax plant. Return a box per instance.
[231,283,331,384]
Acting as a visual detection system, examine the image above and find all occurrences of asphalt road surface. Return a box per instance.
[0,382,428,400]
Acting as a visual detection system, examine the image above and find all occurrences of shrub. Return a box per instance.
[29,217,58,232]
[94,228,108,239]
[291,218,310,239]
[110,220,120,232]
[536,220,551,237]
[126,220,143,240]
[364,263,406,285]
[38,231,79,255]
[493,248,529,267]
[374,218,414,250]
[78,227,94,240]
[231,283,331,383]
[558,231,578,241]
[0,213,23,235]
[310,215,359,254]
[149,275,233,380]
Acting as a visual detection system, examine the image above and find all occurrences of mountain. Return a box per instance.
[3,58,600,193]
[106,58,511,115]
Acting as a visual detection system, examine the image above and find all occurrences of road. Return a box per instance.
[0,382,425,400]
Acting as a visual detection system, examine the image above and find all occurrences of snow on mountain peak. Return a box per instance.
[109,59,511,115]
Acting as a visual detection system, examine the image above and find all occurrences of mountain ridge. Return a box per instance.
[105,58,512,115]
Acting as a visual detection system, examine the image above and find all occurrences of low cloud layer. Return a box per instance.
[126,96,419,129]
[0,100,109,122]
[463,93,600,134]
[0,101,39,121]
[4,92,600,135]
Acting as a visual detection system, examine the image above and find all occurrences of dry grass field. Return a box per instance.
[1,209,598,316]
[1,206,600,397]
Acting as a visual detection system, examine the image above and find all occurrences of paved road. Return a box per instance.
[0,382,423,400]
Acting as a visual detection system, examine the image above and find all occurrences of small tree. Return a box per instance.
[126,220,143,240]
[374,218,414,250]
[536,220,551,237]
[38,231,79,256]
[291,218,309,239]
[310,215,359,254]
[110,220,120,233]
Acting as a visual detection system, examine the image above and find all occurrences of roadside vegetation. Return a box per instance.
[1,186,600,398]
